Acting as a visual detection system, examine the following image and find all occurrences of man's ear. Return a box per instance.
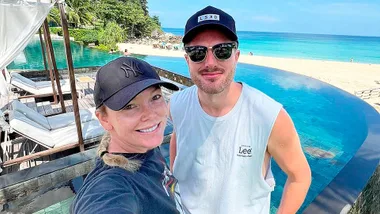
[184,54,190,65]
[234,49,240,62]
[96,110,113,131]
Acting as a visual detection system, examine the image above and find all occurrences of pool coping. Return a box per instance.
[0,148,96,189]
[303,102,380,213]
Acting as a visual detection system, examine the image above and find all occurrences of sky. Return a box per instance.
[148,0,380,37]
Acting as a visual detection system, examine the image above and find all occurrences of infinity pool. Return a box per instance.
[9,39,379,213]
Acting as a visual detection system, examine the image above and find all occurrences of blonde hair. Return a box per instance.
[96,105,107,115]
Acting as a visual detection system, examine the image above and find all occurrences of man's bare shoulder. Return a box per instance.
[269,108,298,149]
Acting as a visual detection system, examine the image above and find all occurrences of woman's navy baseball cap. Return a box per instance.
[94,57,179,111]
[182,6,238,44]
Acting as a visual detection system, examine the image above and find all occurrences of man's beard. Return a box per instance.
[191,67,234,94]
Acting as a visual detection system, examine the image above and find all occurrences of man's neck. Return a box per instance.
[198,82,242,117]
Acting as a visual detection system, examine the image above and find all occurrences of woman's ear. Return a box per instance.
[96,110,113,131]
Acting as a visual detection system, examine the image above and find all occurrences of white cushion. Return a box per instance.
[11,73,37,88]
[10,73,72,95]
[11,100,50,129]
[12,100,97,130]
[10,109,105,148]
[47,107,96,129]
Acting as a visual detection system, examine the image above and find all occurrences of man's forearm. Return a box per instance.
[277,178,310,214]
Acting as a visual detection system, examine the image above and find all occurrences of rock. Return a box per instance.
[304,147,335,159]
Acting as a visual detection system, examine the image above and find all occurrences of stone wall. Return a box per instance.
[10,66,101,80]
[349,164,380,214]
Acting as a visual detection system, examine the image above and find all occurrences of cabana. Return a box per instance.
[0,0,88,168]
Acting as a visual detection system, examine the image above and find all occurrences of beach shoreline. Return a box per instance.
[118,43,380,112]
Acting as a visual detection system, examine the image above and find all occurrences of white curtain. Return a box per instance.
[0,0,56,96]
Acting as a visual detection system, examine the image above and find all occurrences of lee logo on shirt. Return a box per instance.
[237,145,252,157]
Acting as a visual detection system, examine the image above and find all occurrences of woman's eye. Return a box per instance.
[123,104,135,110]
[152,94,162,100]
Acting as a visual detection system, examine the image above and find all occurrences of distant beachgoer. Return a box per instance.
[123,48,130,56]
[70,57,187,214]
[350,58,354,62]
[169,5,311,214]
[249,51,253,56]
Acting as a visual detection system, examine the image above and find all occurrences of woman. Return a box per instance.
[71,57,186,214]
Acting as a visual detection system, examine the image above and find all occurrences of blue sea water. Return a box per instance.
[8,40,374,213]
[163,27,380,64]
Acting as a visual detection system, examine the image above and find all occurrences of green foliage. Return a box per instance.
[94,0,162,38]
[98,22,125,50]
[94,44,110,51]
[65,0,95,28]
[48,7,61,26]
[47,0,163,49]
[152,15,161,27]
[69,29,100,45]
[50,27,62,35]
[139,0,148,16]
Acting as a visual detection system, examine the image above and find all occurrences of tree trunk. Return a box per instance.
[131,24,135,38]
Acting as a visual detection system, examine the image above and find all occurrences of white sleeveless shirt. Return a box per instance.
[170,82,282,214]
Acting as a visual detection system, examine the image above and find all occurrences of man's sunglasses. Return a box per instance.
[185,42,237,63]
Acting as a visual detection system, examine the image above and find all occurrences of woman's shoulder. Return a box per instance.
[71,162,139,214]
[86,159,135,188]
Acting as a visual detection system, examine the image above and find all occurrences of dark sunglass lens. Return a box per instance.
[214,44,233,60]
[187,47,207,62]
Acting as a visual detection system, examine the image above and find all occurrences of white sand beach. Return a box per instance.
[118,43,380,112]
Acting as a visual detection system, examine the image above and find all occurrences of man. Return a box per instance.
[169,6,311,214]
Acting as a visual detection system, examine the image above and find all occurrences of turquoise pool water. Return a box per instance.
[10,40,370,213]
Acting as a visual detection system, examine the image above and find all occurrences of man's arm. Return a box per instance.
[268,109,311,214]
[167,102,177,171]
[169,132,177,171]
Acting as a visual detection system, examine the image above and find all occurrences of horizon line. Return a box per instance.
[161,27,380,38]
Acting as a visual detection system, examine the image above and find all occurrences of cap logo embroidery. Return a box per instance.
[120,62,144,78]
[198,14,219,23]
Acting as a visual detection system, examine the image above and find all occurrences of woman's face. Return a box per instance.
[97,86,168,153]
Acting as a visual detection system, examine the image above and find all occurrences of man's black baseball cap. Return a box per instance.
[182,6,238,44]
[94,57,179,111]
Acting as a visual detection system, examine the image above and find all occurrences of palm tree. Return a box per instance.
[139,0,148,16]
[47,7,61,26]
[65,0,95,28]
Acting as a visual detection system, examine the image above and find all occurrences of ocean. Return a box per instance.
[163,27,380,64]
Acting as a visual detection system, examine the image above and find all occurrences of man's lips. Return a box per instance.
[201,72,222,78]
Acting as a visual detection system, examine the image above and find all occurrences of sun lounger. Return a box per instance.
[10,72,72,95]
[8,100,104,148]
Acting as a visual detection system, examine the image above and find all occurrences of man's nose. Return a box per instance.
[204,48,216,68]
